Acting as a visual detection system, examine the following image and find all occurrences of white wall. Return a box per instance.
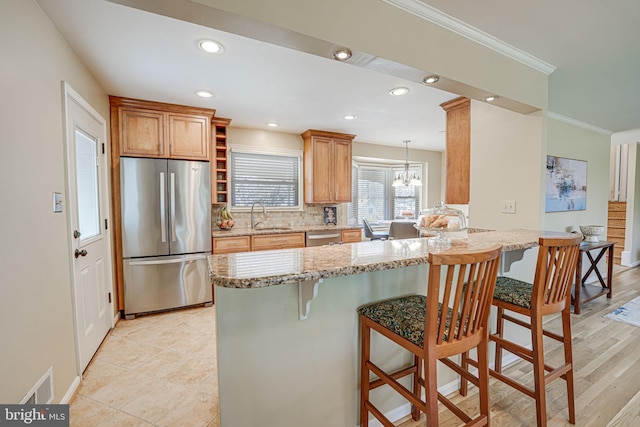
[543,118,611,232]
[0,0,109,403]
[625,143,640,265]
[228,127,302,151]
[469,101,543,229]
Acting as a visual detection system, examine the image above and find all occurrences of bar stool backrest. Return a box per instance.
[532,235,582,315]
[426,244,502,359]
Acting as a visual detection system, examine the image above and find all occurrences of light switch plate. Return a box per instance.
[501,199,516,214]
[53,192,63,213]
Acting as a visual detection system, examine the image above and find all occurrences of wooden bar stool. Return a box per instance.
[358,244,502,426]
[485,235,581,426]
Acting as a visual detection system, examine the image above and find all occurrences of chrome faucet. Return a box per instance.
[251,201,266,229]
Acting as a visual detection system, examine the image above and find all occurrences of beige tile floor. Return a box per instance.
[70,305,219,427]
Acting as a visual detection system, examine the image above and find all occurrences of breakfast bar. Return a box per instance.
[209,229,573,427]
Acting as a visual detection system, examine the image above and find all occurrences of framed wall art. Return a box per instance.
[324,206,337,225]
[545,156,587,212]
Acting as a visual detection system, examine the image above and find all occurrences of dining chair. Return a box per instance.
[463,235,581,426]
[388,221,419,239]
[358,244,502,426]
[362,218,389,240]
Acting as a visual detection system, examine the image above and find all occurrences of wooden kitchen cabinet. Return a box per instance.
[167,113,210,159]
[251,233,305,251]
[302,129,355,203]
[118,108,166,157]
[341,229,362,243]
[212,236,251,254]
[211,118,232,205]
[440,97,470,204]
[111,96,214,160]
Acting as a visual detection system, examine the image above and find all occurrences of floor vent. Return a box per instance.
[20,367,54,404]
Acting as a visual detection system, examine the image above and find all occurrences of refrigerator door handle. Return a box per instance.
[160,172,167,243]
[170,172,176,242]
[127,254,208,266]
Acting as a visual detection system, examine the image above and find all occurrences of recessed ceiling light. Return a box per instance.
[343,114,358,120]
[423,75,440,85]
[333,48,352,61]
[196,90,214,98]
[199,39,224,54]
[267,122,279,128]
[484,95,499,102]
[389,87,410,96]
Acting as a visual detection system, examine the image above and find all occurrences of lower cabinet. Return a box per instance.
[212,236,251,254]
[212,232,305,254]
[251,233,305,251]
[213,230,361,253]
[341,229,362,243]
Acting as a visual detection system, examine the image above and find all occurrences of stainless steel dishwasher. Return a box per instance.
[306,230,342,246]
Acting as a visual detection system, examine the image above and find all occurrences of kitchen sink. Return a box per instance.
[255,227,292,231]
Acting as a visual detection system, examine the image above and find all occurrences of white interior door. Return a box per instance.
[63,83,113,373]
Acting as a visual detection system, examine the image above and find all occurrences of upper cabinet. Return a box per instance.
[440,97,470,205]
[301,129,355,204]
[110,96,215,161]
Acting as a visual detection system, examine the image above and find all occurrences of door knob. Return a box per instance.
[73,230,81,239]
[74,249,88,258]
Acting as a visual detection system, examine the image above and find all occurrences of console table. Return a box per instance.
[572,240,615,314]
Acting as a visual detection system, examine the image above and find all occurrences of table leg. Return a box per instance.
[585,249,608,288]
[573,252,583,314]
[607,244,613,298]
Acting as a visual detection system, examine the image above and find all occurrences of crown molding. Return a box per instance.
[547,111,613,136]
[382,0,556,75]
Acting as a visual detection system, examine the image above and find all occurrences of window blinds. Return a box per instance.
[230,151,299,207]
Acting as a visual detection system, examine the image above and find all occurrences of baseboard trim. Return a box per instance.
[60,375,81,404]
[621,251,640,267]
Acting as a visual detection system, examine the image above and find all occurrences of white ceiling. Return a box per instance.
[411,0,640,134]
[36,0,639,152]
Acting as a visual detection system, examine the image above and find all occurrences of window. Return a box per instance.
[391,165,422,219]
[348,162,424,226]
[230,148,303,210]
[350,166,389,224]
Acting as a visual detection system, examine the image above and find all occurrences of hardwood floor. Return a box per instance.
[396,264,640,427]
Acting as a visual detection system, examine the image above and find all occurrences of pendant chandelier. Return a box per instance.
[392,140,422,187]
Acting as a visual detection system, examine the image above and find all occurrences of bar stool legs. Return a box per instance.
[358,244,502,427]
[488,235,581,426]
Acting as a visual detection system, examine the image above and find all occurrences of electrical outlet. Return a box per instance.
[502,200,516,214]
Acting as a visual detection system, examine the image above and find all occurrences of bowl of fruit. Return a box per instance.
[216,205,235,230]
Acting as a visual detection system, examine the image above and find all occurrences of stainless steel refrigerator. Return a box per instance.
[120,157,212,318]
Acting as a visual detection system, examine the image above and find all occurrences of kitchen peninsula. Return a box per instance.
[209,229,573,427]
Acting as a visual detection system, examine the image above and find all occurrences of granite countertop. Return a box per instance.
[208,229,575,288]
[212,224,360,237]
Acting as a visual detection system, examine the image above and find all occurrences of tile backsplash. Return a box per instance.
[212,204,349,229]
